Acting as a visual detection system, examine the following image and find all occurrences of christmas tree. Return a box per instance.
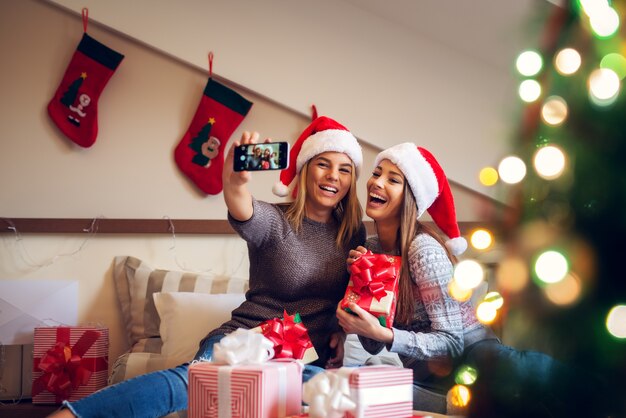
[450,1,626,416]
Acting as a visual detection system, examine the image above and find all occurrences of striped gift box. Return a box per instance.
[345,365,413,418]
[188,360,302,418]
[32,326,109,404]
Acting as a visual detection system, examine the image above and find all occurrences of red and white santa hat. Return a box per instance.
[273,115,362,197]
[374,142,467,255]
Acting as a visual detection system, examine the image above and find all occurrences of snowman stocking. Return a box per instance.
[47,9,124,148]
[174,77,253,195]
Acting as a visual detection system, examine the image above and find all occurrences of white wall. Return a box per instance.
[42,0,525,199]
[0,0,501,364]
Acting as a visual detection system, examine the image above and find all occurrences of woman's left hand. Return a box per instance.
[336,302,393,344]
[326,331,346,369]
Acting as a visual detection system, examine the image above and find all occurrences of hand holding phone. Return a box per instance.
[233,142,290,172]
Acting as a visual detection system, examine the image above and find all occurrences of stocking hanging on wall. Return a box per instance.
[47,8,124,148]
[174,53,253,195]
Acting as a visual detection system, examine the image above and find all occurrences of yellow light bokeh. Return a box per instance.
[479,167,499,186]
[470,229,493,250]
[535,250,569,284]
[496,256,529,293]
[519,79,542,102]
[541,96,568,126]
[554,48,582,75]
[498,156,527,184]
[447,384,471,408]
[483,291,504,309]
[589,7,620,38]
[588,68,621,102]
[476,302,498,324]
[449,280,473,302]
[455,365,478,385]
[516,50,543,76]
[543,273,582,305]
[454,260,485,290]
[533,145,566,180]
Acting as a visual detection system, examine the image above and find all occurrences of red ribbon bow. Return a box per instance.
[32,329,102,400]
[350,251,399,301]
[259,310,313,360]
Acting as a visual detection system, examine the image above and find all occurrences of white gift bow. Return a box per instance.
[303,368,357,418]
[212,328,275,365]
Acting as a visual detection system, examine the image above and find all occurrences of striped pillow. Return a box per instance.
[113,256,248,353]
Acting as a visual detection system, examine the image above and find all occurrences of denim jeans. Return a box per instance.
[64,334,325,418]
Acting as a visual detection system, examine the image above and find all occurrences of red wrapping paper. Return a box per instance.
[340,252,401,328]
[255,310,318,364]
[32,326,108,404]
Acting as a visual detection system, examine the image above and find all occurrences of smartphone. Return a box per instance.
[233,142,290,172]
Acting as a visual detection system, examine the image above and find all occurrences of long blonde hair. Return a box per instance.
[285,159,362,248]
[394,184,457,325]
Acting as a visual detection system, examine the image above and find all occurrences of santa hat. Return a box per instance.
[374,143,468,255]
[273,115,362,197]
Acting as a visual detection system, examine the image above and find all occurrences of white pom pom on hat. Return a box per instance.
[273,110,362,197]
[374,142,468,255]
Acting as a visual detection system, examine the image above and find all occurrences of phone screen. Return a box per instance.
[233,142,290,172]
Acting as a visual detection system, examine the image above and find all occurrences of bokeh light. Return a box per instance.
[600,53,626,79]
[449,280,473,302]
[454,260,485,290]
[498,156,527,184]
[588,68,620,105]
[533,145,566,180]
[447,384,471,408]
[483,291,504,309]
[516,50,543,76]
[589,6,620,38]
[479,166,499,186]
[606,305,626,339]
[519,79,542,102]
[476,301,498,324]
[554,48,582,75]
[470,229,493,250]
[541,96,568,126]
[496,255,529,293]
[534,250,569,284]
[543,273,582,305]
[455,365,478,385]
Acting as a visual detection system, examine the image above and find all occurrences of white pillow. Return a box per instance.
[153,292,246,364]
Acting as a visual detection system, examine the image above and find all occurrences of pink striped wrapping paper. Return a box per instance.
[345,365,413,418]
[32,326,109,404]
[188,359,303,418]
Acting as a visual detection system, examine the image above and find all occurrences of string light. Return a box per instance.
[519,79,542,102]
[588,68,621,106]
[479,167,499,186]
[453,260,485,290]
[606,305,626,338]
[516,50,543,76]
[541,96,568,126]
[533,145,566,180]
[554,48,582,75]
[470,229,493,250]
[498,156,527,184]
[534,250,569,284]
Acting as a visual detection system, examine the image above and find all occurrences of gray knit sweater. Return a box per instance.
[207,199,366,366]
[359,233,497,380]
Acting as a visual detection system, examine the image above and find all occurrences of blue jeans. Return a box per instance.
[64,334,325,418]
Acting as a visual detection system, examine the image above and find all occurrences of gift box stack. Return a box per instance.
[31,326,108,404]
[188,326,309,418]
[341,252,401,328]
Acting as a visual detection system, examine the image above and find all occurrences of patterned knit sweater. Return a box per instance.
[207,199,366,366]
[359,233,497,380]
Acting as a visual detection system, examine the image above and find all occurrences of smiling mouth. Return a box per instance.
[320,185,338,194]
[369,192,387,204]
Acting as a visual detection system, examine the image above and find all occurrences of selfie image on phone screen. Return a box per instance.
[234,142,290,172]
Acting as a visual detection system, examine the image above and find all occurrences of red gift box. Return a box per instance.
[188,359,303,418]
[253,310,318,364]
[32,326,108,404]
[341,252,401,328]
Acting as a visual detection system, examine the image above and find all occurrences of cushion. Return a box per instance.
[153,292,246,364]
[112,256,248,353]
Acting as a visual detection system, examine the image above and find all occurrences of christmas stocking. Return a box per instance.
[174,77,253,195]
[47,9,124,148]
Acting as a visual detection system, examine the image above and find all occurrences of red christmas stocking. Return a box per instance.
[174,77,253,195]
[47,9,124,148]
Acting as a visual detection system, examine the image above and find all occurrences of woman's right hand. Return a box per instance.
[222,131,260,222]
